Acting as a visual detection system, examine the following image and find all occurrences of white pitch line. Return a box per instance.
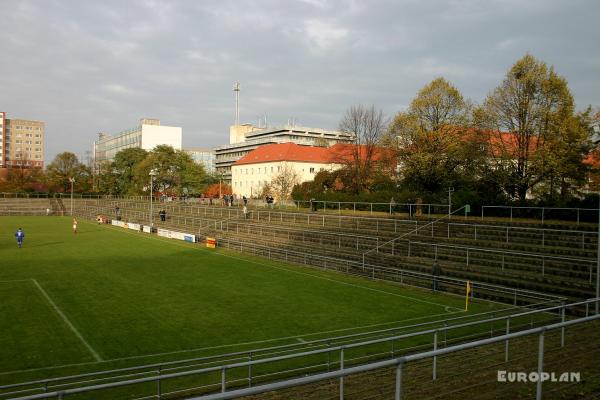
[0,308,467,376]
[0,279,32,283]
[95,222,455,310]
[31,279,103,362]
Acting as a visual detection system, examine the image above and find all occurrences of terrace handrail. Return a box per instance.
[218,220,381,242]
[362,206,467,266]
[294,200,450,216]
[447,221,598,236]
[192,312,600,400]
[7,299,598,400]
[399,239,595,266]
[482,205,599,225]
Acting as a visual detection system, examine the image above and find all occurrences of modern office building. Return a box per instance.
[93,118,182,168]
[184,147,216,173]
[0,112,45,168]
[215,123,354,183]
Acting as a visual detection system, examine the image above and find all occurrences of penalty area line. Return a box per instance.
[31,279,103,362]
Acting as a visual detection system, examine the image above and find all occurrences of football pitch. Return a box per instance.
[0,216,503,384]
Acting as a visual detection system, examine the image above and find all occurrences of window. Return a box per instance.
[310,167,315,173]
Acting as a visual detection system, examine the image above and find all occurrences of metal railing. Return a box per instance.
[293,200,451,216]
[5,299,597,400]
[362,206,468,267]
[215,220,381,251]
[446,222,598,250]
[73,200,423,235]
[381,239,596,283]
[192,311,600,400]
[481,205,599,225]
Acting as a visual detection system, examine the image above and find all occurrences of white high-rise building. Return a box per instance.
[93,118,182,168]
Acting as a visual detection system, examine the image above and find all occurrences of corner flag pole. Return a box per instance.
[465,280,471,311]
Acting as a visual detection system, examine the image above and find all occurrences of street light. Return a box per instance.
[69,177,75,216]
[149,169,157,228]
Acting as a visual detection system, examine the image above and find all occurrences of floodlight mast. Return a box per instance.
[149,169,157,228]
[69,177,76,216]
[234,82,240,126]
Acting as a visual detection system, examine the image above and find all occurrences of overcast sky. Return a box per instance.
[1,0,598,163]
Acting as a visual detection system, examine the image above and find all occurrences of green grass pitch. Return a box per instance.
[0,216,502,385]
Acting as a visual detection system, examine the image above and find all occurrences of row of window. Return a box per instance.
[14,140,42,145]
[233,180,268,188]
[239,166,282,175]
[237,166,318,175]
[12,133,42,138]
[14,154,42,159]
[12,126,42,131]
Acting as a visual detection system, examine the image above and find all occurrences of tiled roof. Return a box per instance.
[233,142,389,166]
[234,143,334,165]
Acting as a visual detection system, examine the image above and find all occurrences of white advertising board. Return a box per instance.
[156,228,195,243]
[112,220,125,227]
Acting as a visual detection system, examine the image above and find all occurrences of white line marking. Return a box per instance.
[0,279,31,283]
[95,222,454,310]
[31,279,103,362]
[0,309,467,376]
[296,338,306,343]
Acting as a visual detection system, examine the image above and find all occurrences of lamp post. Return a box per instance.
[149,169,157,228]
[69,178,75,216]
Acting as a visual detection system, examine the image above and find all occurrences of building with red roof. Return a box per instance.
[231,142,391,198]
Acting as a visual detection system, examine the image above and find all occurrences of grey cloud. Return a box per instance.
[0,0,598,163]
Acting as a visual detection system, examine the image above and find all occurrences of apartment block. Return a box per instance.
[0,112,45,168]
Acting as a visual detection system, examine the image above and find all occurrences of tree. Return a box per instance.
[535,109,592,201]
[477,54,582,201]
[270,162,300,201]
[203,183,231,198]
[45,152,90,192]
[133,145,207,196]
[0,167,44,192]
[388,78,483,193]
[112,148,148,195]
[338,104,388,193]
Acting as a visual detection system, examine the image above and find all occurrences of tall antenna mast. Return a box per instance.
[233,81,240,126]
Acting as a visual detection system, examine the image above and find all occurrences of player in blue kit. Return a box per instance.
[15,228,25,248]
